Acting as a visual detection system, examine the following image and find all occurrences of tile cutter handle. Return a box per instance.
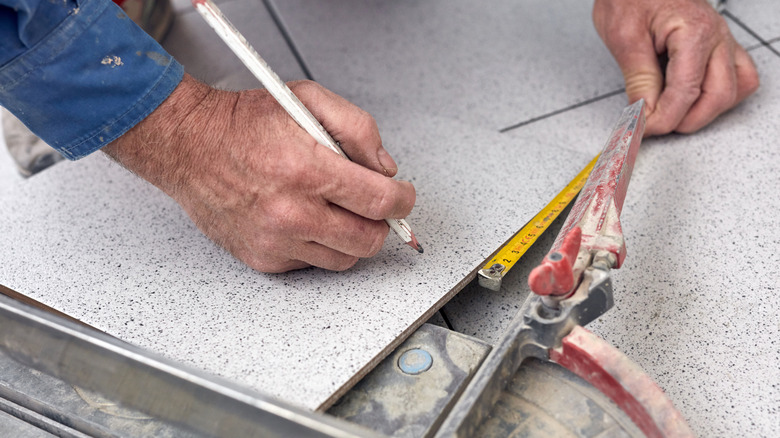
[529,99,646,305]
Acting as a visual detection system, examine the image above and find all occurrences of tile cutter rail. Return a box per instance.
[0,100,693,437]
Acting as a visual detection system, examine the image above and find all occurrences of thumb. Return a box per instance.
[290,80,399,177]
[595,11,663,126]
[613,37,664,120]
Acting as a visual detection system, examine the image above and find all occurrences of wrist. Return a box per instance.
[102,74,235,196]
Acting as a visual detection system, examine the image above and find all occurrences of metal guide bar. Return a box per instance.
[0,292,378,438]
[478,154,600,291]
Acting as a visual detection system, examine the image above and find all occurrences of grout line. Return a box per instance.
[261,0,315,80]
[497,17,779,136]
[499,89,625,134]
[722,10,780,57]
[439,309,455,331]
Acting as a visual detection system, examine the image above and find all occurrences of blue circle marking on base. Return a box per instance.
[398,348,433,375]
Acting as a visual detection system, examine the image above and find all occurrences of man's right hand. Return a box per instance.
[104,74,416,273]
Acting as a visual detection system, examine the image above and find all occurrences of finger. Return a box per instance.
[675,42,738,133]
[312,145,416,220]
[647,30,712,135]
[613,35,665,115]
[733,45,760,104]
[300,203,390,258]
[228,238,311,273]
[289,240,361,271]
[290,80,399,177]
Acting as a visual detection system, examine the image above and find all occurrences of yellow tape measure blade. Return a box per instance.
[478,154,599,291]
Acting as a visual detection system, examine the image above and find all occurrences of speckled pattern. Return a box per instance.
[268,0,626,131]
[587,47,780,437]
[0,114,591,411]
[723,10,764,49]
[726,0,780,42]
[445,46,780,437]
[1,1,778,435]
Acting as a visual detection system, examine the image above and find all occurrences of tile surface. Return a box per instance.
[163,0,306,89]
[0,110,591,410]
[587,47,780,437]
[1,0,777,434]
[269,0,625,131]
[0,117,24,189]
[448,47,780,437]
[723,11,763,49]
[726,0,780,41]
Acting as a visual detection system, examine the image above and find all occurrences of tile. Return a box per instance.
[170,0,194,15]
[0,106,591,411]
[723,11,762,49]
[424,310,448,330]
[269,0,625,130]
[447,47,780,437]
[442,91,636,344]
[162,0,306,90]
[442,218,557,345]
[584,47,780,437]
[725,0,780,42]
[0,115,24,190]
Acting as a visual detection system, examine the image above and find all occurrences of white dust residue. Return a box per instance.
[101,56,123,68]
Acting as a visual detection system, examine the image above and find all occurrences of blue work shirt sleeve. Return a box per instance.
[0,0,183,160]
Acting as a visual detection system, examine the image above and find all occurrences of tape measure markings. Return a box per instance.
[479,154,600,288]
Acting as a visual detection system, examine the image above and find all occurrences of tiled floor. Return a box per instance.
[1,0,778,436]
[439,6,780,436]
[0,125,22,189]
[269,0,626,131]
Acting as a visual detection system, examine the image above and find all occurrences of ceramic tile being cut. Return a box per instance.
[162,0,306,90]
[269,0,625,130]
[0,105,592,410]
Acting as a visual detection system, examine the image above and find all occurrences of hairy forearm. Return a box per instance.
[102,74,235,197]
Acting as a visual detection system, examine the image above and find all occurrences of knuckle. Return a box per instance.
[265,200,302,234]
[647,116,677,136]
[363,223,388,257]
[368,188,394,219]
[367,180,414,219]
[289,80,323,99]
[712,86,738,111]
[743,70,760,95]
[353,110,379,138]
[676,83,702,106]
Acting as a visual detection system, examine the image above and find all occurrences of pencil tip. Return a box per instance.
[406,236,423,254]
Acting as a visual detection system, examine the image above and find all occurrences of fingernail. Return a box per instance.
[377,148,397,176]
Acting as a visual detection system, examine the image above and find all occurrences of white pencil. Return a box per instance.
[192,0,422,253]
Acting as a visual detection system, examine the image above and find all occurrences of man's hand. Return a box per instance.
[593,0,759,136]
[104,74,415,272]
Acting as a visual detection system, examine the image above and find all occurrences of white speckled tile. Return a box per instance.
[269,0,624,131]
[583,47,780,437]
[162,0,306,90]
[0,106,591,410]
[444,46,780,436]
[726,0,780,41]
[723,10,763,49]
